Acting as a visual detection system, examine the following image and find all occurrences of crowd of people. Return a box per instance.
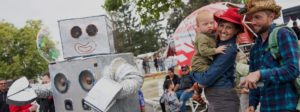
[142,54,167,74]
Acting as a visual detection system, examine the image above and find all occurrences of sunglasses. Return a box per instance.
[0,83,7,85]
[182,69,188,72]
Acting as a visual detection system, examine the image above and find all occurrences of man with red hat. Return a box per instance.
[239,0,300,112]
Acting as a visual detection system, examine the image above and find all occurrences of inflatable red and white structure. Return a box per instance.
[171,2,253,67]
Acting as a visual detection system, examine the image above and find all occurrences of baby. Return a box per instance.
[191,10,226,101]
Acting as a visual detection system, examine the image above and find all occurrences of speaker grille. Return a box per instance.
[79,70,95,91]
[54,73,69,93]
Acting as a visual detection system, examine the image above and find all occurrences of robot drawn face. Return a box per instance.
[59,16,115,59]
[70,24,98,54]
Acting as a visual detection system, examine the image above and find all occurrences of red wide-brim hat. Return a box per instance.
[214,8,243,31]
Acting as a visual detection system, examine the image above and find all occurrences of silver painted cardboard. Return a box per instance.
[48,53,134,112]
[58,15,115,59]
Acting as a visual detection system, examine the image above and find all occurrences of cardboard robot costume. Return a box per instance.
[8,15,144,112]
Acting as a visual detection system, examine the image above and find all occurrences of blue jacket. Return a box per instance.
[191,36,237,88]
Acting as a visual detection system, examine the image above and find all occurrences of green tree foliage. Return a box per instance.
[104,0,244,25]
[104,0,183,25]
[103,0,124,11]
[110,3,165,55]
[0,20,48,79]
[135,0,182,24]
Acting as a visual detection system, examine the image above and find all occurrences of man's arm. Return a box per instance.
[247,46,260,109]
[174,76,180,91]
[249,88,260,110]
[174,84,180,92]
[192,44,237,87]
[260,28,300,84]
[185,80,194,92]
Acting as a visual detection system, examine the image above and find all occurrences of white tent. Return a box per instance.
[297,18,300,27]
[136,52,155,59]
[287,18,294,27]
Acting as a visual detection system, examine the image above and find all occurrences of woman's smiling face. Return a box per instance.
[217,21,239,41]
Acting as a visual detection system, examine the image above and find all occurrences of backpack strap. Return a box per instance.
[268,26,298,61]
[268,26,281,60]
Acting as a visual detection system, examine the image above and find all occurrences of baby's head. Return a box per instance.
[196,10,215,34]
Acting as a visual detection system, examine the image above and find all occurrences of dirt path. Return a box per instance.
[141,73,165,99]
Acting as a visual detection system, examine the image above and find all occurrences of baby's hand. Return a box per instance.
[215,45,227,54]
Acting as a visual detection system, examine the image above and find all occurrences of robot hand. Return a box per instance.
[30,83,52,98]
[6,77,37,106]
[7,77,53,106]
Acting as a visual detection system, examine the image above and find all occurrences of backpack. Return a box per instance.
[268,25,300,110]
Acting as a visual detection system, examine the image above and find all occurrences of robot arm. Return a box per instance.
[114,63,143,99]
[30,83,52,98]
[7,77,52,106]
[103,58,144,99]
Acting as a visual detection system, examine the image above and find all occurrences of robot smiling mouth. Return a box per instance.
[74,41,96,54]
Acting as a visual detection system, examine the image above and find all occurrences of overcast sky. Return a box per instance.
[0,0,299,41]
[0,0,106,41]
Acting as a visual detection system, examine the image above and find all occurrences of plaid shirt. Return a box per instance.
[249,24,299,112]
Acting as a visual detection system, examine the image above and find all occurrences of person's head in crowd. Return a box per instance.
[214,8,243,40]
[196,10,215,34]
[181,65,190,76]
[293,21,298,27]
[29,79,35,84]
[243,0,281,34]
[167,67,175,77]
[0,78,7,92]
[163,79,175,91]
[41,72,51,84]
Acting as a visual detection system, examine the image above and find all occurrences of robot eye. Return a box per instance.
[70,26,82,38]
[86,24,98,36]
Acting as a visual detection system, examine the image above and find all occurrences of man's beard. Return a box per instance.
[256,25,269,34]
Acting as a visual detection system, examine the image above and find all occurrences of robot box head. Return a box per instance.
[58,15,115,59]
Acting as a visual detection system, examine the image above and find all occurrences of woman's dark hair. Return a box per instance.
[163,80,173,90]
[218,19,243,33]
[168,67,174,73]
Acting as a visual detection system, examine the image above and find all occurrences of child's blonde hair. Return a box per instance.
[196,10,214,27]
